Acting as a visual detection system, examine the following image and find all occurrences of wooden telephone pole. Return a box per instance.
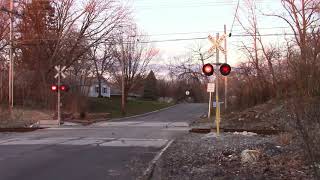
[224,24,228,109]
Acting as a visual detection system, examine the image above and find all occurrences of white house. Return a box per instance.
[84,77,111,98]
[77,77,142,98]
[88,83,111,98]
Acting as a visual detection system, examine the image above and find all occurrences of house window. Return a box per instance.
[103,87,107,93]
[95,86,99,93]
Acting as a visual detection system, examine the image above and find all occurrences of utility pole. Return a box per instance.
[1,2,24,109]
[224,24,228,109]
[120,39,126,115]
[8,0,14,109]
[1,0,15,108]
[0,65,2,102]
[215,33,221,135]
[121,58,125,115]
[57,68,61,125]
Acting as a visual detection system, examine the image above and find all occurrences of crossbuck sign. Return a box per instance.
[54,65,67,79]
[208,34,226,54]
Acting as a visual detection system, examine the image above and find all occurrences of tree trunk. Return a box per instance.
[121,90,127,116]
[0,70,2,103]
[266,57,277,95]
[97,76,102,98]
[121,86,130,115]
[40,71,48,106]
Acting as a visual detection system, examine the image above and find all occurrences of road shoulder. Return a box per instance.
[150,131,314,180]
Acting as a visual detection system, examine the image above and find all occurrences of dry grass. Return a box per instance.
[288,97,320,178]
[0,108,53,128]
[278,133,293,146]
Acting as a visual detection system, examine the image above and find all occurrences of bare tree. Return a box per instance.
[0,0,9,52]
[267,0,320,95]
[15,0,130,104]
[0,0,12,105]
[235,0,285,101]
[91,42,115,97]
[0,17,8,52]
[190,43,213,66]
[67,50,94,95]
[169,43,213,83]
[164,43,216,103]
[236,0,263,82]
[259,42,281,94]
[111,28,158,114]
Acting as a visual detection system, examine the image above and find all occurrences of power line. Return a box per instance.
[134,0,273,10]
[14,33,297,45]
[137,33,296,43]
[135,26,292,37]
[230,0,240,35]
[135,0,272,6]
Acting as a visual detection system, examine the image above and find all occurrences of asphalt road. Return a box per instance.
[0,103,206,180]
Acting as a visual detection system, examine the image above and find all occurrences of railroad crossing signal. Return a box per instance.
[202,63,214,76]
[51,85,58,91]
[220,63,231,76]
[53,65,68,126]
[51,85,69,92]
[206,32,229,136]
[59,85,69,92]
[208,34,226,54]
[202,63,231,76]
[54,65,66,79]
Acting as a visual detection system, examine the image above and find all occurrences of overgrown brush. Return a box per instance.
[288,97,320,178]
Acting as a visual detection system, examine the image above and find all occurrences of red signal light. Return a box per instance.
[60,85,68,92]
[220,63,231,76]
[51,85,58,91]
[202,63,214,76]
[60,85,66,91]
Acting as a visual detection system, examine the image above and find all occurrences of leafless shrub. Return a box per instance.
[63,92,88,115]
[0,109,24,128]
[288,97,320,178]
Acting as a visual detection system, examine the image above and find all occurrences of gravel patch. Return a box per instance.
[152,132,314,180]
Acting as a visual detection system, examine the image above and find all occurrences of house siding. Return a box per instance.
[88,84,111,98]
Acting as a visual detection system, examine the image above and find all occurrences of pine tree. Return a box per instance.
[143,71,157,100]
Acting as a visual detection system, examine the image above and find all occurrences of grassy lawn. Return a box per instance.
[87,97,174,119]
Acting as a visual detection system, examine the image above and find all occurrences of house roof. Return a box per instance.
[82,76,110,86]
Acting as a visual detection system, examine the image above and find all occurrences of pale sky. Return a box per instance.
[131,0,293,67]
